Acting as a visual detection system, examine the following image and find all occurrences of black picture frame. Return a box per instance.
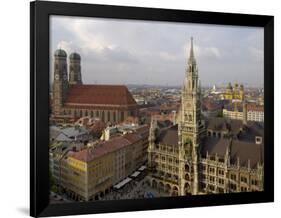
[30,1,274,217]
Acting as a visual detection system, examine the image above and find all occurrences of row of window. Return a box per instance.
[201,182,260,193]
[202,166,259,186]
[63,109,126,122]
[202,166,225,175]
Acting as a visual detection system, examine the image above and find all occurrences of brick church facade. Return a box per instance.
[51,49,138,124]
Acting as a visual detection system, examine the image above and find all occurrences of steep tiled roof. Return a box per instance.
[247,103,264,112]
[65,84,137,107]
[156,124,179,147]
[201,137,230,157]
[201,136,263,168]
[69,132,142,162]
[238,121,264,143]
[206,117,228,131]
[69,136,131,162]
[230,139,263,168]
[206,117,243,135]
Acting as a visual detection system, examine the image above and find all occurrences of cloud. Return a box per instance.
[184,43,221,60]
[159,51,180,61]
[50,16,264,87]
[57,40,74,55]
[249,47,263,61]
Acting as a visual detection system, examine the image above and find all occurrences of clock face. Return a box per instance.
[55,74,59,80]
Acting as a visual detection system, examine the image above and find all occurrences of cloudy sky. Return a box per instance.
[50,15,264,87]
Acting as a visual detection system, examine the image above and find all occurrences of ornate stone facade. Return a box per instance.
[221,82,245,101]
[147,38,264,196]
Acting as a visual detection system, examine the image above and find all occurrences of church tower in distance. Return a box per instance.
[178,37,205,195]
[69,52,82,85]
[52,49,69,115]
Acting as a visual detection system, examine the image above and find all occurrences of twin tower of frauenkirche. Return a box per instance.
[52,50,82,115]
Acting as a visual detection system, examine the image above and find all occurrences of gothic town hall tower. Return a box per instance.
[178,37,205,195]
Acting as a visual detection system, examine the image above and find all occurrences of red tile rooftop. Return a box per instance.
[65,84,137,106]
[69,132,143,162]
[247,103,264,112]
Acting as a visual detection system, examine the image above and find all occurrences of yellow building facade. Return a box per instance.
[221,82,245,101]
[59,128,148,201]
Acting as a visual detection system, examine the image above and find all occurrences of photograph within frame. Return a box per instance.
[49,15,264,203]
[31,2,273,215]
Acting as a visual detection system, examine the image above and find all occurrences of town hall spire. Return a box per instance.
[188,37,196,66]
[179,37,205,196]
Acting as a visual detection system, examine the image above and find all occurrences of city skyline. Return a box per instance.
[49,34,264,202]
[50,15,264,87]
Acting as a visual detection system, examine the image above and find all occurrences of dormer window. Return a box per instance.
[255,136,262,144]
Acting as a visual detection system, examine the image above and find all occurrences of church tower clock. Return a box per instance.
[178,38,205,195]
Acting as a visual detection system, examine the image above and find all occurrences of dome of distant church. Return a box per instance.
[69,52,81,60]
[227,82,232,89]
[54,49,67,57]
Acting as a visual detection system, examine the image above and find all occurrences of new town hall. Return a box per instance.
[147,38,264,195]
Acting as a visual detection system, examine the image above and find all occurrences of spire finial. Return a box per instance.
[190,37,194,58]
[188,37,196,64]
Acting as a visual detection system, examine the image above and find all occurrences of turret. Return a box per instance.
[179,37,205,196]
[69,52,82,85]
[52,49,68,115]
[240,84,245,100]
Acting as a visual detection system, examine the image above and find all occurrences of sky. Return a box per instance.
[50,15,264,87]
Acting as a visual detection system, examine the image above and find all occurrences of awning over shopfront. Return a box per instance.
[113,177,132,189]
[138,165,146,171]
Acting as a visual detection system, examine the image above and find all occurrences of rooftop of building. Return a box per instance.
[200,136,263,168]
[69,131,143,162]
[64,84,137,107]
[223,103,243,112]
[247,103,264,112]
[151,118,263,168]
[237,121,264,142]
[50,125,89,142]
[155,124,178,147]
[206,117,244,135]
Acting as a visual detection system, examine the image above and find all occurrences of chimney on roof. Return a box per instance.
[255,136,262,144]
